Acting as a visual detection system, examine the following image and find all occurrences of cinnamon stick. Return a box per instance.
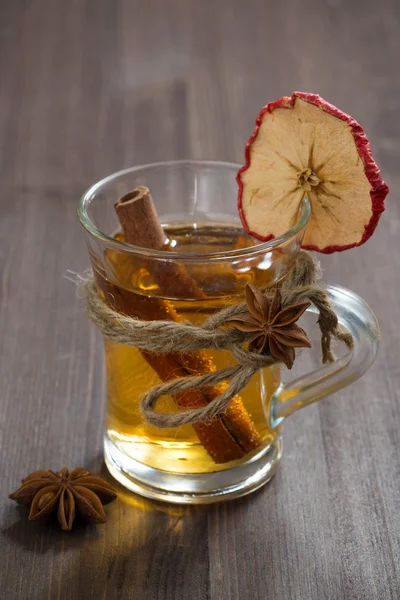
[101,187,262,463]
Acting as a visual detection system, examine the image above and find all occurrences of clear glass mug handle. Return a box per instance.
[270,285,380,428]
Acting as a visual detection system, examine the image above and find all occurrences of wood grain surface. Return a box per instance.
[1,1,399,598]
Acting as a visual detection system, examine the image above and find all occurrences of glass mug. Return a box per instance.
[78,161,379,504]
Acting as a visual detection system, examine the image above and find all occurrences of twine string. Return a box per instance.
[80,252,353,428]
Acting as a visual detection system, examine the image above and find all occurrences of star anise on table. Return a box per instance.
[9,467,117,531]
[227,284,312,369]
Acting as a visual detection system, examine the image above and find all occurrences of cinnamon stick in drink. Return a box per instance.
[97,187,262,463]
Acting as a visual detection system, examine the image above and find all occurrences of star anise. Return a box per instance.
[9,467,117,531]
[227,284,312,369]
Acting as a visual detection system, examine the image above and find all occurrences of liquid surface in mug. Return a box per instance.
[93,223,282,474]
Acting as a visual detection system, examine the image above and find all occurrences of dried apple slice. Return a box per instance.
[238,92,389,253]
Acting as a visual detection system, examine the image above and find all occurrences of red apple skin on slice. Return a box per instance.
[237,92,389,253]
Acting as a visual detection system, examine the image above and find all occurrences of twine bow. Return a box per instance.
[80,252,353,428]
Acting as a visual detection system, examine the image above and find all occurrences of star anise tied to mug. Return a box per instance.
[227,284,312,369]
[9,467,117,531]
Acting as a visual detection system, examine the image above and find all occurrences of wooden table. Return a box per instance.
[1,1,399,598]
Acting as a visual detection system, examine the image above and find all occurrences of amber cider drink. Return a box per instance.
[96,222,281,475]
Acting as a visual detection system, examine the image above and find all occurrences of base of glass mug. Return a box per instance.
[104,435,282,504]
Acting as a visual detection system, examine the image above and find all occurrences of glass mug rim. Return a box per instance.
[78,160,311,262]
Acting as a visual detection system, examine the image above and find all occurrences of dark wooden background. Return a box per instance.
[1,1,399,598]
